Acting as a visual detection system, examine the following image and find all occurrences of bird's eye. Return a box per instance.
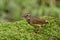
[26,15,28,16]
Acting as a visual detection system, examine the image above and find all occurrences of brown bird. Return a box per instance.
[23,13,48,33]
[23,13,48,26]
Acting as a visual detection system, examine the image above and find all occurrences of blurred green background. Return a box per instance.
[0,0,60,22]
[0,0,60,40]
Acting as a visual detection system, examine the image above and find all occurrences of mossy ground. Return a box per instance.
[0,16,60,40]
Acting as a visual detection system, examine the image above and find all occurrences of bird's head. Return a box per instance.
[23,13,31,19]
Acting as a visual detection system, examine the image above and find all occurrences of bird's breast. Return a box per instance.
[27,19,30,24]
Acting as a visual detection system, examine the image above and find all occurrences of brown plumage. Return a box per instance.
[23,13,48,27]
[23,13,48,33]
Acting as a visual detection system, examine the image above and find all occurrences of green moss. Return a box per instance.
[0,17,60,40]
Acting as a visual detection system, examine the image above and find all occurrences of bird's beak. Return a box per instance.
[20,15,25,20]
[22,15,25,17]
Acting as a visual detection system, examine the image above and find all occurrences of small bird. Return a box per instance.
[23,13,48,26]
[23,13,48,33]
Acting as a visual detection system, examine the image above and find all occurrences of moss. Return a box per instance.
[0,16,60,40]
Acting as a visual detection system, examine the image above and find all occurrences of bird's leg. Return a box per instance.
[49,36,54,40]
[35,24,42,34]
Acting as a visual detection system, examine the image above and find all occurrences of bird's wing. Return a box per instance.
[30,17,44,24]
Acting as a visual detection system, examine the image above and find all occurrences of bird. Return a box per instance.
[23,13,48,33]
[23,13,48,26]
